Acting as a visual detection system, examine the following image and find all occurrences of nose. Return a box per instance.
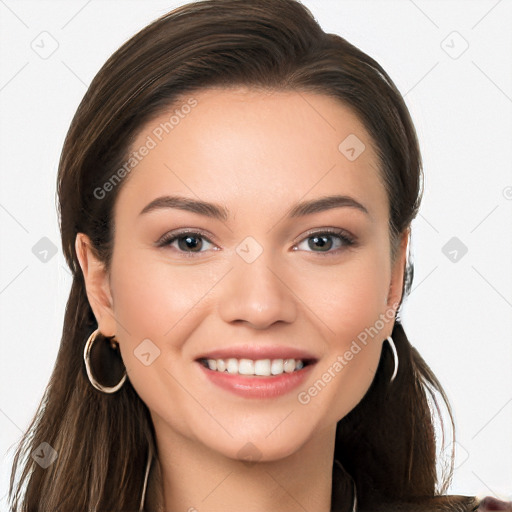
[217,251,297,330]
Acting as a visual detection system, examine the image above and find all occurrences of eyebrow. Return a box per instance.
[138,194,369,221]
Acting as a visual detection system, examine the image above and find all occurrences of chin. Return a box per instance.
[193,417,320,464]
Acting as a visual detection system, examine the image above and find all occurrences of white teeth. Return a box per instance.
[283,359,296,373]
[270,359,283,375]
[254,359,271,376]
[203,357,306,376]
[238,359,254,375]
[227,358,238,374]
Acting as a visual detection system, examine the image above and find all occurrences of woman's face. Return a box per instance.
[78,87,407,462]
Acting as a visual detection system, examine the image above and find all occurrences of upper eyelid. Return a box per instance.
[295,227,354,241]
[157,228,215,244]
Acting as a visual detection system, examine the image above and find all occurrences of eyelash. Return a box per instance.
[156,228,356,257]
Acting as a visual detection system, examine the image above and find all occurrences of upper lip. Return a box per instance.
[195,345,319,362]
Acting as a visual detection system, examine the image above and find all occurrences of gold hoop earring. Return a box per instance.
[83,328,127,393]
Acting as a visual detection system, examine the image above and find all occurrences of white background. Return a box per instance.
[1,0,511,507]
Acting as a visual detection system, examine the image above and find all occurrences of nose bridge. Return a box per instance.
[217,238,297,328]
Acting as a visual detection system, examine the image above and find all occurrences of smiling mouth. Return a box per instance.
[197,357,316,377]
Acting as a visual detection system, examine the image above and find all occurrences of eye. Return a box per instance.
[156,227,356,257]
[157,230,217,255]
[293,228,355,255]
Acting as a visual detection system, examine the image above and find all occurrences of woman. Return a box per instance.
[7,0,511,511]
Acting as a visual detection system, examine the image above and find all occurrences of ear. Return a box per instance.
[75,232,117,337]
[387,227,410,312]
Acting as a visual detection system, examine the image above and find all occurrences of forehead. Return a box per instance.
[114,87,387,222]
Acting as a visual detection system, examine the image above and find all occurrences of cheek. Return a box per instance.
[108,249,222,392]
[109,251,210,341]
[108,253,204,427]
[295,246,392,421]
[297,250,391,347]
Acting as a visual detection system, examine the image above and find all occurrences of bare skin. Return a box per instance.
[76,87,407,512]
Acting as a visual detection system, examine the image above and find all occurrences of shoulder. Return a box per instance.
[358,495,511,512]
[477,496,512,511]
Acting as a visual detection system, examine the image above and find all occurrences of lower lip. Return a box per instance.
[196,362,315,399]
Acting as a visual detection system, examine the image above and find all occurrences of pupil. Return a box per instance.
[310,235,332,252]
[180,236,201,251]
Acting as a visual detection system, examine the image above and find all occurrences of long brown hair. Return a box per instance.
[8,1,479,510]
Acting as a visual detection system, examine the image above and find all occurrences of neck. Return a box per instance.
[150,417,351,512]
